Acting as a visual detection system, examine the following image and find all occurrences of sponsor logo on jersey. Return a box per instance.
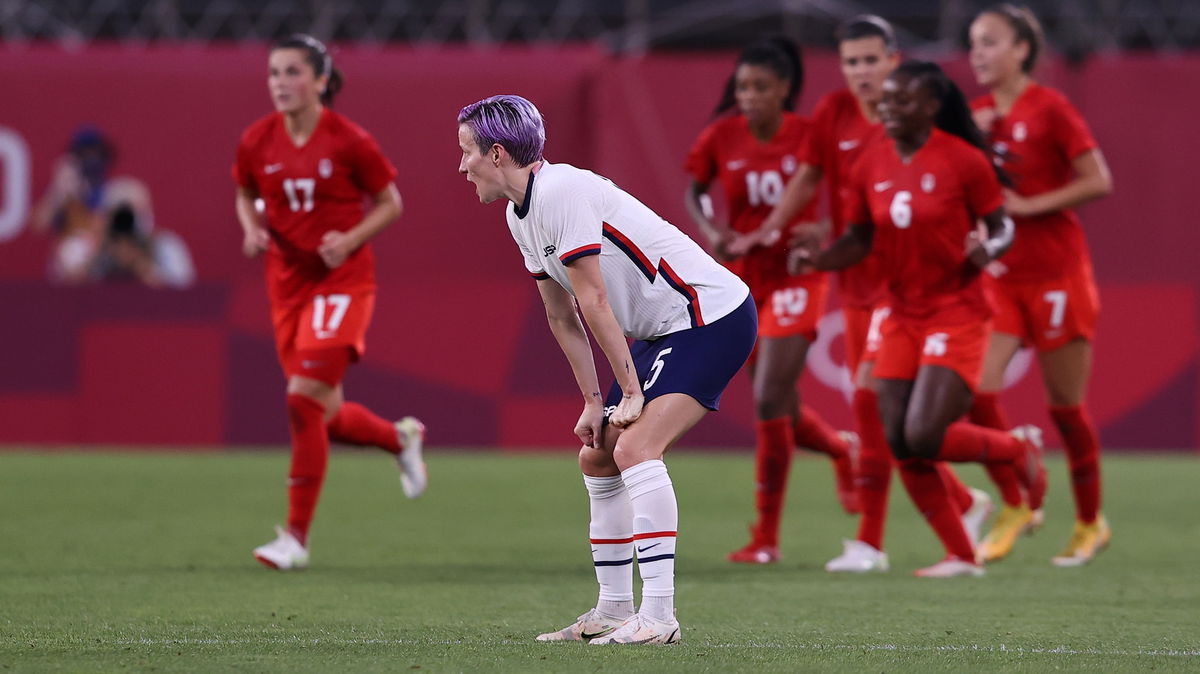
[725,159,748,170]
[543,244,557,257]
[873,180,893,192]
[921,173,936,193]
[264,163,284,174]
[318,158,333,178]
[838,139,860,151]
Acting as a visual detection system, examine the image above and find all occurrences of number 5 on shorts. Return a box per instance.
[644,347,673,391]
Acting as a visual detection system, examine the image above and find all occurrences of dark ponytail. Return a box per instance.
[711,36,804,118]
[895,60,1011,186]
[271,33,344,106]
[980,4,1044,73]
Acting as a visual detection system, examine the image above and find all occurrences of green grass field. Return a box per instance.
[1,448,1197,672]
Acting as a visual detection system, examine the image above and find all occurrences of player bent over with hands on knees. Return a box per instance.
[789,62,1047,577]
[457,95,755,643]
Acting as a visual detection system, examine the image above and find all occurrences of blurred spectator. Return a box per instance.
[90,204,194,288]
[31,126,191,286]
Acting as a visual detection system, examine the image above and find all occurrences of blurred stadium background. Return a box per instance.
[1,0,1197,451]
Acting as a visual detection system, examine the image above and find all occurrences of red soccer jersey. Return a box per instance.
[800,89,888,308]
[232,108,398,308]
[684,112,820,296]
[844,129,1005,323]
[971,83,1098,282]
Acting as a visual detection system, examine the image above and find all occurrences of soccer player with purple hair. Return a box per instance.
[457,95,756,645]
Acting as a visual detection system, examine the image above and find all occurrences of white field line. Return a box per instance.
[107,637,1200,657]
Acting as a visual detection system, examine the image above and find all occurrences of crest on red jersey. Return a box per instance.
[318,158,333,179]
[921,173,936,193]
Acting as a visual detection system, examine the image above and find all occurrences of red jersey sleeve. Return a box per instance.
[1050,95,1098,160]
[346,133,398,195]
[232,132,258,191]
[798,95,834,171]
[841,157,871,226]
[960,148,1005,218]
[684,123,720,185]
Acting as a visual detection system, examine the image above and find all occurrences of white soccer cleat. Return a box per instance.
[825,539,890,573]
[253,525,309,571]
[961,487,994,548]
[394,416,427,499]
[589,612,681,645]
[914,556,985,578]
[535,608,630,642]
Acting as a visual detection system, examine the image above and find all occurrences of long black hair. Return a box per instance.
[711,36,803,118]
[894,60,1011,186]
[979,4,1044,74]
[271,33,344,106]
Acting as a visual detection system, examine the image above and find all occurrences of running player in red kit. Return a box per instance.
[684,37,858,564]
[232,34,427,570]
[751,17,991,573]
[791,61,1047,577]
[967,4,1114,566]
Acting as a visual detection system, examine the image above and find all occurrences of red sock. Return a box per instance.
[794,404,848,458]
[852,388,892,550]
[897,458,975,560]
[1050,405,1101,523]
[752,417,794,546]
[971,393,1023,507]
[286,393,329,546]
[328,401,401,454]
[937,464,974,514]
[937,421,1021,464]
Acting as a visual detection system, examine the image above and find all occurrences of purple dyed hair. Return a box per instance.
[457,95,545,167]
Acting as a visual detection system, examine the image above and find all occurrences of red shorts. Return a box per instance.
[874,314,990,391]
[843,304,888,374]
[989,263,1099,351]
[755,274,829,341]
[272,289,375,383]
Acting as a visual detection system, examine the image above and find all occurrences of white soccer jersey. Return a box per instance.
[506,162,749,340]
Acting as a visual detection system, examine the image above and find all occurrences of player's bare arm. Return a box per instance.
[1003,148,1113,217]
[234,186,270,258]
[319,183,402,268]
[683,180,734,261]
[536,277,605,448]
[965,208,1015,269]
[790,220,872,274]
[730,162,824,256]
[563,255,644,429]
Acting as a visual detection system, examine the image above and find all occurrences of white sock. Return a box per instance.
[583,474,635,617]
[621,459,677,622]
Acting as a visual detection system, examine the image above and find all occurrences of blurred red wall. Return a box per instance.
[0,44,1196,449]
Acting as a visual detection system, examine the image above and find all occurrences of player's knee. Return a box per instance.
[578,445,617,475]
[903,423,943,460]
[612,438,663,472]
[884,423,910,460]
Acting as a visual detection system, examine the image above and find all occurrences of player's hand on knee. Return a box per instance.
[575,403,604,448]
[610,391,644,428]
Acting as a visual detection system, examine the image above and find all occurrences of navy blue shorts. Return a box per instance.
[604,294,757,419]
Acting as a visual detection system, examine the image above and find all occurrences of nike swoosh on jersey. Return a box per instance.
[873,180,893,192]
[265,163,284,174]
[725,159,748,170]
[838,139,860,151]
